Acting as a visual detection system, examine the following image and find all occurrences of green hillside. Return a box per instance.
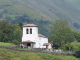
[0,48,78,60]
[0,0,80,36]
[0,42,78,60]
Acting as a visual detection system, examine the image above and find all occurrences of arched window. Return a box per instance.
[30,28,32,34]
[26,29,28,34]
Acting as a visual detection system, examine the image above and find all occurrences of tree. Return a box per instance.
[75,49,80,58]
[23,14,27,17]
[73,31,80,42]
[11,24,22,42]
[51,20,68,34]
[0,20,22,43]
[71,40,80,51]
[49,20,75,48]
[0,20,12,42]
[18,22,23,30]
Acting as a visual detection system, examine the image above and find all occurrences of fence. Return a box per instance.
[0,46,42,52]
[0,46,75,55]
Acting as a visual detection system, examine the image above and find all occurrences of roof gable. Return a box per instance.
[22,24,38,27]
[38,34,47,38]
[43,43,50,46]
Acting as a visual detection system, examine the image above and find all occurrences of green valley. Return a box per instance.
[0,0,80,36]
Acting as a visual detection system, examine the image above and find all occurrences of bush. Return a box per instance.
[75,49,80,58]
[21,45,23,48]
[13,40,19,45]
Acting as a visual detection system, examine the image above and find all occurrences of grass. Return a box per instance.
[0,48,79,60]
[18,48,33,50]
[0,42,16,47]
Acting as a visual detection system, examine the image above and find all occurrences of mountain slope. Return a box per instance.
[0,0,80,36]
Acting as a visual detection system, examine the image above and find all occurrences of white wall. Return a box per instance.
[37,37,48,48]
[22,26,50,49]
[22,27,38,42]
[48,44,52,49]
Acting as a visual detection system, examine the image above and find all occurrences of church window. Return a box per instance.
[26,29,28,34]
[30,28,32,34]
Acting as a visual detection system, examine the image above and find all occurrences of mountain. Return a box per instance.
[0,0,80,36]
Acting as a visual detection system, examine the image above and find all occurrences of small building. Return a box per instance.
[20,24,52,49]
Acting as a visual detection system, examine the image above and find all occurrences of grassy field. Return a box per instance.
[18,48,33,50]
[0,42,16,47]
[0,42,79,60]
[0,48,78,60]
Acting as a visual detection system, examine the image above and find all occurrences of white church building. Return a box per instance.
[20,24,52,49]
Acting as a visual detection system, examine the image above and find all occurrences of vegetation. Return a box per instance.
[11,15,51,36]
[12,40,19,45]
[0,48,78,60]
[0,0,80,36]
[75,49,80,58]
[0,42,16,47]
[73,31,80,42]
[0,20,22,43]
[0,0,80,59]
[49,20,75,48]
[18,48,33,50]
[49,20,80,58]
[0,19,80,58]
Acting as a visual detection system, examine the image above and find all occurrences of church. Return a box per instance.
[20,24,52,49]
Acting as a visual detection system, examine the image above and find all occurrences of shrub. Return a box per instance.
[13,40,19,45]
[75,49,80,58]
[21,45,23,48]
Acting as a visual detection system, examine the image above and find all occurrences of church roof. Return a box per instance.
[43,43,50,46]
[22,24,38,27]
[38,34,47,38]
[20,40,35,43]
